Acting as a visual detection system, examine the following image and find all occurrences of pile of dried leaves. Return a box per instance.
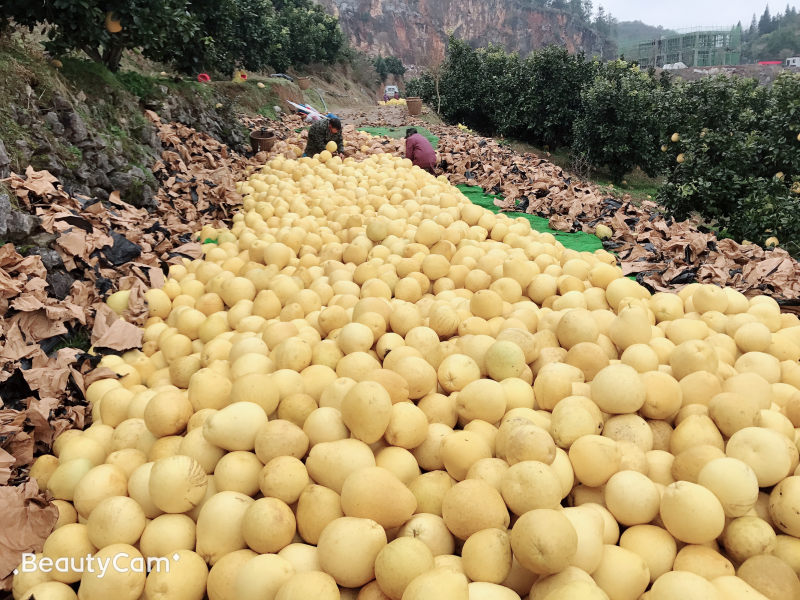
[429,128,800,301]
[148,111,247,230]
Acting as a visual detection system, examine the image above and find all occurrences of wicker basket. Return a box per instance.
[297,77,311,90]
[250,129,276,153]
[407,97,423,116]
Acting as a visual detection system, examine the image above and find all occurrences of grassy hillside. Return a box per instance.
[616,20,678,46]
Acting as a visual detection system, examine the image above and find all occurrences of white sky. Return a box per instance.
[600,0,783,30]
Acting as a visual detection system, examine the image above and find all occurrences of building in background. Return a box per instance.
[618,26,742,68]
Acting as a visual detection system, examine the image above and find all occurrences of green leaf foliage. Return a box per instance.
[572,60,667,183]
[2,0,197,71]
[405,74,435,100]
[407,38,596,149]
[274,0,344,68]
[374,55,388,83]
[1,0,345,76]
[658,72,800,245]
[742,6,800,62]
[161,0,288,75]
[384,56,406,77]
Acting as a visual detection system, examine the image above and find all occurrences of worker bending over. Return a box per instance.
[304,116,343,157]
[405,128,437,173]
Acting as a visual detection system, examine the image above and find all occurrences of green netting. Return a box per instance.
[457,185,604,253]
[357,126,439,147]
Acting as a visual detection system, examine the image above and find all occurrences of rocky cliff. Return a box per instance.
[316,0,615,65]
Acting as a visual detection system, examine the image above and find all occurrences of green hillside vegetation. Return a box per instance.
[742,4,800,61]
[616,20,678,46]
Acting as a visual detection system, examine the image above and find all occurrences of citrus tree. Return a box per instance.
[496,45,597,149]
[408,39,800,244]
[406,73,436,102]
[658,72,800,244]
[274,0,344,67]
[435,38,495,132]
[2,0,344,75]
[163,0,287,75]
[572,60,665,183]
[385,56,406,77]
[167,0,343,75]
[2,0,197,72]
[473,45,521,137]
[374,56,389,83]
[409,39,597,148]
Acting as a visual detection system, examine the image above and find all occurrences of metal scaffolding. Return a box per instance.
[618,26,742,68]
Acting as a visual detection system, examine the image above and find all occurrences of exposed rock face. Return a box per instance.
[2,84,246,213]
[0,195,41,242]
[0,139,10,178]
[316,0,615,65]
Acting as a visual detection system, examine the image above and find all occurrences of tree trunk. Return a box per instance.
[103,45,125,72]
[82,45,103,64]
[435,76,441,115]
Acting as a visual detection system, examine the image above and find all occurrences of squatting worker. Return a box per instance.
[405,127,437,174]
[304,116,343,158]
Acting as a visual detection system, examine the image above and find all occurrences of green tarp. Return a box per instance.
[355,126,600,254]
[357,126,439,148]
[456,185,604,254]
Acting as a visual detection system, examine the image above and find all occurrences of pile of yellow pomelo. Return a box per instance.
[15,140,800,600]
[378,99,407,106]
[268,132,400,164]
